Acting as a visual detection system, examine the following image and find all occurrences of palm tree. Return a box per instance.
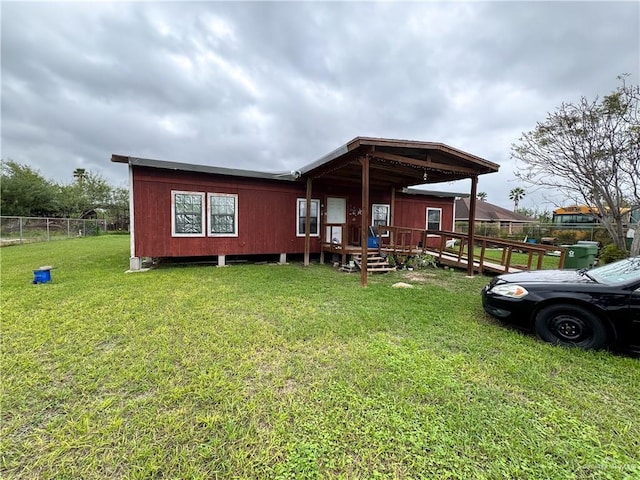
[477,192,488,202]
[509,187,526,212]
[73,168,87,185]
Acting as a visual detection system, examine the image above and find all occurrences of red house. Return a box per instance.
[113,137,499,285]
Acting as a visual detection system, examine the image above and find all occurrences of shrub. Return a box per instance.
[414,253,437,269]
[553,230,578,245]
[599,244,628,264]
[592,229,613,246]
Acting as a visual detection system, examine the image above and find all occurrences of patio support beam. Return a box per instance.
[467,175,478,277]
[360,155,370,287]
[390,186,396,245]
[304,178,312,266]
[373,151,478,175]
[372,151,428,169]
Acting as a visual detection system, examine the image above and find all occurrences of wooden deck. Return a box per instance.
[321,224,566,275]
[421,247,521,274]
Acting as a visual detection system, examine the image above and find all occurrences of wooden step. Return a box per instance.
[350,254,396,273]
[367,266,396,273]
[339,264,358,273]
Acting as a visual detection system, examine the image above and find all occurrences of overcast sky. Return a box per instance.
[2,1,638,210]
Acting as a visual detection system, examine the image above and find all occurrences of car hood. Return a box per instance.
[495,269,596,284]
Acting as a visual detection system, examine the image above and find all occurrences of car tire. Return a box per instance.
[534,304,608,350]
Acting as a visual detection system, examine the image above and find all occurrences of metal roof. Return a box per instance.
[112,137,499,191]
[111,154,295,182]
[402,187,469,198]
[298,137,499,189]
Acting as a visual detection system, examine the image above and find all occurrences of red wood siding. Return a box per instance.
[132,167,319,258]
[131,167,456,258]
[394,194,454,230]
[394,193,455,248]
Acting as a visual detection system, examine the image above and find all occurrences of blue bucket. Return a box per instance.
[33,268,52,284]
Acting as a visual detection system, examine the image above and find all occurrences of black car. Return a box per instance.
[482,256,640,352]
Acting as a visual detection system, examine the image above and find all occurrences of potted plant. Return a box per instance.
[406,256,415,271]
[387,255,396,267]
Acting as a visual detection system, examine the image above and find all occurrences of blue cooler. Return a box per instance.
[367,226,379,248]
[33,267,52,284]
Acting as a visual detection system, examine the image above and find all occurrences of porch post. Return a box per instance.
[390,186,396,245]
[467,176,478,277]
[304,178,312,266]
[360,155,370,287]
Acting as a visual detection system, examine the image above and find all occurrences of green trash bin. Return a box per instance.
[563,244,598,269]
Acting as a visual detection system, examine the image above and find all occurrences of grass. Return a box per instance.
[2,236,639,479]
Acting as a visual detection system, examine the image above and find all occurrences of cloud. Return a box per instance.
[2,1,638,208]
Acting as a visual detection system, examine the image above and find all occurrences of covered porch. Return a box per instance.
[298,137,500,285]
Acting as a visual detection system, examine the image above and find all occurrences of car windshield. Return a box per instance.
[588,256,640,285]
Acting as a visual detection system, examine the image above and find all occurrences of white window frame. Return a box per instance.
[371,203,390,237]
[426,207,442,232]
[208,193,238,237]
[171,190,206,237]
[296,198,320,237]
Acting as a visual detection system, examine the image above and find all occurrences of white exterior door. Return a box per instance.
[326,197,347,243]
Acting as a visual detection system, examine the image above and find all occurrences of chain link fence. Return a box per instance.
[455,221,615,243]
[0,216,108,246]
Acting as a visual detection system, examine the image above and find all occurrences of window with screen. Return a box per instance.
[297,198,320,236]
[209,193,238,236]
[172,191,205,236]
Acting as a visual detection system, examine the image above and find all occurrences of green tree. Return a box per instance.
[58,171,113,218]
[0,160,58,216]
[517,207,552,223]
[477,192,488,201]
[512,75,640,254]
[509,187,526,212]
[105,186,129,229]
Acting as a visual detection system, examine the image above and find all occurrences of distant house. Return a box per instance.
[113,137,499,284]
[455,198,536,234]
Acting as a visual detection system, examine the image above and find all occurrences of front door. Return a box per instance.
[326,197,347,244]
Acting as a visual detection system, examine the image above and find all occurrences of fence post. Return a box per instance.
[19,217,23,244]
[46,217,50,241]
[67,218,70,239]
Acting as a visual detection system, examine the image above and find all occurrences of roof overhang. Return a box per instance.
[402,187,469,199]
[112,137,499,190]
[298,137,499,189]
[111,154,294,182]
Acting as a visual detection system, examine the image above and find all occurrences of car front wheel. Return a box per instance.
[534,304,608,350]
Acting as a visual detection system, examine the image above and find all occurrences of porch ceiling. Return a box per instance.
[299,137,499,189]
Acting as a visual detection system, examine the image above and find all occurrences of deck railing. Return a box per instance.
[321,222,348,253]
[376,226,566,273]
[319,223,567,273]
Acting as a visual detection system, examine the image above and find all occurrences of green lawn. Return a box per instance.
[2,236,639,479]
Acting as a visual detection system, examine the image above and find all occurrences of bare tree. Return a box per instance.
[512,75,640,254]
